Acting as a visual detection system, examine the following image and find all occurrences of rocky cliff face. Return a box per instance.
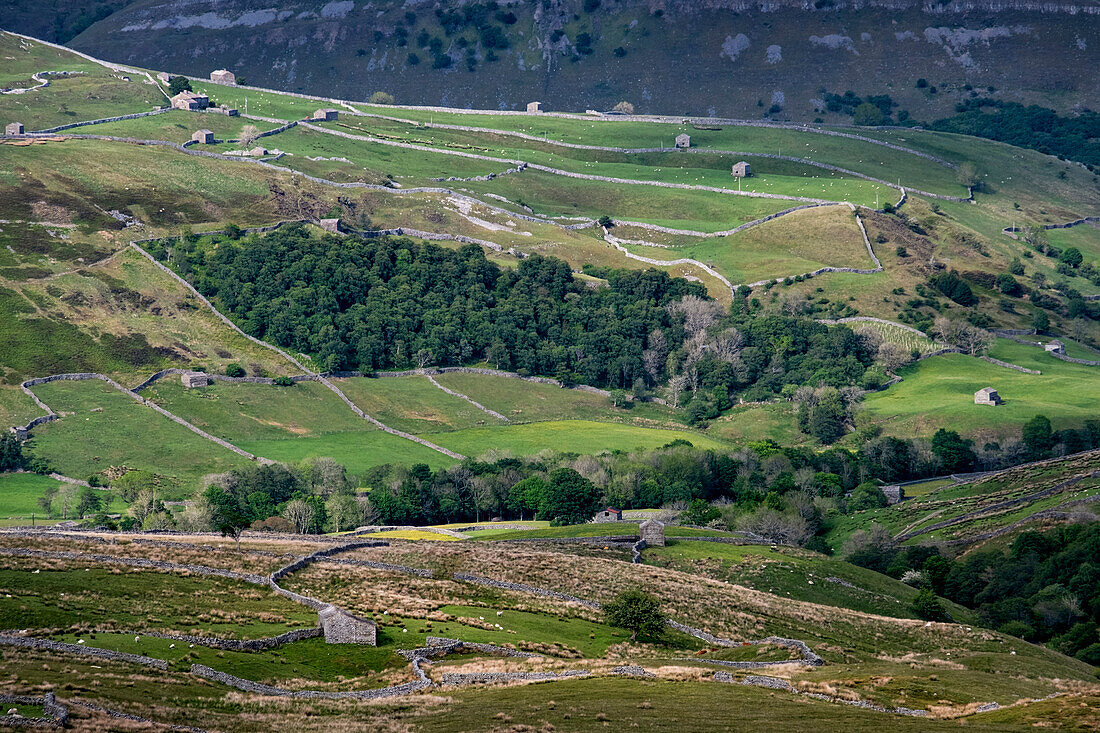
[11,0,1098,118]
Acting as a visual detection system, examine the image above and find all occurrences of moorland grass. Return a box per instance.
[645,540,975,622]
[0,567,316,638]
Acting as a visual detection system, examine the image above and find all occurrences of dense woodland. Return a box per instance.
[161,226,882,421]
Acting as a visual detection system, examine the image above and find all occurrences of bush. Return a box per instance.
[369,91,395,105]
[911,588,950,621]
[273,376,295,387]
[225,363,246,378]
[167,76,192,95]
[998,620,1036,640]
[0,433,24,471]
[603,589,664,641]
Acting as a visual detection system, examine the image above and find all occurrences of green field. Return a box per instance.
[0,472,70,520]
[860,339,1100,438]
[430,372,677,425]
[79,109,283,145]
[236,430,457,474]
[144,379,374,442]
[351,107,969,196]
[429,420,731,458]
[334,376,493,433]
[24,379,253,493]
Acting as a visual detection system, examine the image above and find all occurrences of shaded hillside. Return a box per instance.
[4,0,1097,120]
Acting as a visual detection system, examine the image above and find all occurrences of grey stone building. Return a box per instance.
[319,218,342,234]
[974,387,1000,405]
[1044,340,1065,354]
[526,101,544,113]
[170,91,209,111]
[640,519,665,546]
[675,133,691,149]
[210,69,236,85]
[593,507,622,523]
[319,606,377,645]
[5,122,25,135]
[731,161,752,177]
[312,108,338,122]
[191,129,215,144]
[181,372,210,388]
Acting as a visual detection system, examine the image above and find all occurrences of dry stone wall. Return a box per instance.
[0,634,168,670]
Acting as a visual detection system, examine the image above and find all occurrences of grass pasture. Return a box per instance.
[0,472,70,522]
[429,372,677,426]
[860,340,1100,439]
[429,420,731,459]
[235,430,457,473]
[143,379,373,442]
[334,376,492,434]
[24,378,253,493]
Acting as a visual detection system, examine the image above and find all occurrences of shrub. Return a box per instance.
[603,589,664,641]
[225,363,246,378]
[911,588,950,621]
[167,76,192,95]
[273,376,295,387]
[369,91,395,105]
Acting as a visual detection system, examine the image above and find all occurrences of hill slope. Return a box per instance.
[3,0,1098,121]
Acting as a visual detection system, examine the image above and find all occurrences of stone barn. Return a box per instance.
[675,133,691,149]
[181,372,210,388]
[246,146,268,157]
[594,507,622,523]
[881,485,904,505]
[5,122,24,135]
[319,218,342,234]
[156,72,171,84]
[191,129,214,144]
[974,387,1001,406]
[319,605,377,645]
[731,161,752,177]
[527,101,544,113]
[1044,340,1065,354]
[312,108,338,122]
[170,91,209,111]
[210,69,236,85]
[640,519,665,547]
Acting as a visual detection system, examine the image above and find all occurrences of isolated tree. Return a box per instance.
[955,161,982,189]
[369,91,395,105]
[612,101,635,114]
[414,348,434,369]
[603,588,665,641]
[848,482,888,512]
[57,484,79,519]
[911,588,950,621]
[1031,311,1050,334]
[238,124,260,148]
[1059,247,1083,269]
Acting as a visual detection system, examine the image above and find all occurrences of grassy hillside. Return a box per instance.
[860,339,1100,439]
